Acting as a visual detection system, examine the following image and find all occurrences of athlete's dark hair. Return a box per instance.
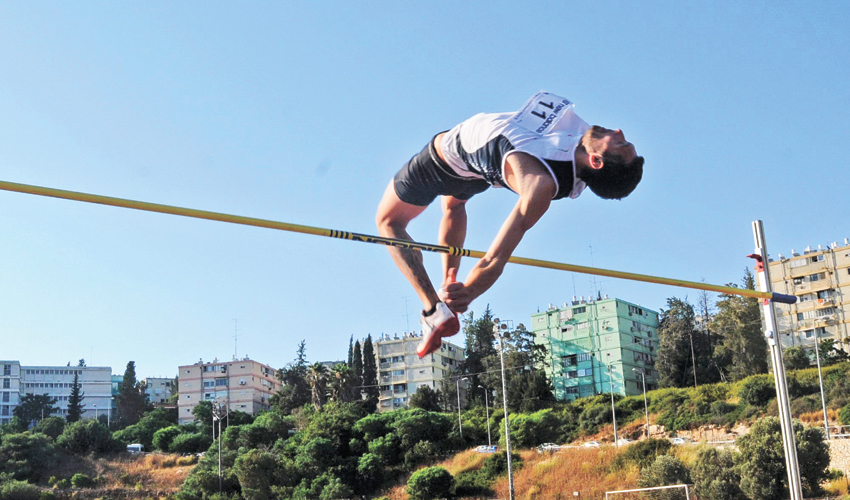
[584,153,644,200]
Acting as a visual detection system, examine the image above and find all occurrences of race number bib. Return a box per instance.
[511,91,572,135]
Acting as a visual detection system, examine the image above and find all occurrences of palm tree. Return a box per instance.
[330,364,353,403]
[308,362,329,410]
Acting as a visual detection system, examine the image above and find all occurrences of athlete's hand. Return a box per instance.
[440,269,474,313]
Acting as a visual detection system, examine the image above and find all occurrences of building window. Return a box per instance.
[573,306,586,314]
[2,379,9,389]
[215,379,227,386]
[565,371,578,379]
[565,387,579,395]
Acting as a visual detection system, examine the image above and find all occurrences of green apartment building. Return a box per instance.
[532,297,660,401]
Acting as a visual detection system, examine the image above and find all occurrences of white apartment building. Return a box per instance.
[768,239,850,350]
[178,357,281,424]
[0,361,22,425]
[0,361,113,424]
[375,332,467,412]
[143,377,176,405]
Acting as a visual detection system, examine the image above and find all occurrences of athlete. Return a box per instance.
[375,91,644,357]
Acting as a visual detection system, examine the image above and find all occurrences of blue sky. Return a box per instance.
[1,2,848,378]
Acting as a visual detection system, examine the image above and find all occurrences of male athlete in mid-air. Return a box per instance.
[376,91,644,357]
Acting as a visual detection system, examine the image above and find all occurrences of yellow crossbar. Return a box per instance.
[0,180,795,304]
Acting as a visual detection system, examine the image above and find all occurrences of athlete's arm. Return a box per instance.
[439,195,468,291]
[442,152,555,313]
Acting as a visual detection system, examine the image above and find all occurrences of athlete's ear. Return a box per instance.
[589,153,604,170]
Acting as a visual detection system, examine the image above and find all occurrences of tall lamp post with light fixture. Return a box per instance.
[812,333,830,440]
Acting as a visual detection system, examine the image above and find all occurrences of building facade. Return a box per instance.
[143,377,176,405]
[0,361,113,424]
[177,357,281,424]
[767,239,850,350]
[375,333,467,412]
[531,297,659,402]
[0,361,22,425]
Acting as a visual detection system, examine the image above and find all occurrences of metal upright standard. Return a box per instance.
[750,220,803,500]
[479,384,492,447]
[494,319,515,500]
[813,332,830,440]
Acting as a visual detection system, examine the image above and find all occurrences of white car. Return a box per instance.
[475,445,497,453]
[670,437,694,445]
[582,441,601,448]
[537,443,562,452]
[616,438,633,446]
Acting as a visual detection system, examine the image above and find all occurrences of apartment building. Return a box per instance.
[0,361,113,424]
[0,361,22,425]
[375,332,467,412]
[177,357,281,424]
[767,239,850,350]
[143,377,176,405]
[531,296,659,402]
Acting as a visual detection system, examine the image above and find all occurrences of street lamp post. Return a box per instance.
[479,385,491,447]
[494,318,515,500]
[633,368,649,438]
[93,404,98,422]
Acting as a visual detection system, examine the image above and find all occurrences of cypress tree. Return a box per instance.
[115,361,148,428]
[362,334,378,402]
[351,340,363,399]
[66,371,85,423]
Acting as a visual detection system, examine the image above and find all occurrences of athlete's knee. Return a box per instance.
[376,210,409,237]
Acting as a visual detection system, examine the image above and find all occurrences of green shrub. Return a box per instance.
[70,473,94,488]
[169,433,211,454]
[737,375,775,407]
[0,432,58,482]
[404,440,437,468]
[33,418,65,440]
[613,438,672,470]
[152,426,183,452]
[38,490,55,500]
[52,480,69,490]
[480,450,521,480]
[57,420,121,454]
[839,403,850,426]
[0,480,41,500]
[406,466,455,500]
[638,455,692,500]
[691,447,746,500]
[356,453,384,491]
[736,417,829,499]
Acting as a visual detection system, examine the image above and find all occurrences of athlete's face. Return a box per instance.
[585,126,637,163]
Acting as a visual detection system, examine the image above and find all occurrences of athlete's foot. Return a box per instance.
[417,302,460,358]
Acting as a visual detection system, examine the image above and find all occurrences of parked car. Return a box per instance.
[475,445,497,453]
[537,443,562,453]
[670,437,694,445]
[616,438,634,446]
[582,441,601,448]
[126,443,144,454]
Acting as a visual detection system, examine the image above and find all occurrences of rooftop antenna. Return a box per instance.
[589,246,599,299]
[233,319,242,360]
[403,296,413,333]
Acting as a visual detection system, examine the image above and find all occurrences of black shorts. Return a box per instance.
[393,136,490,206]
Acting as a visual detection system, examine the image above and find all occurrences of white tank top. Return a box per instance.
[440,91,589,200]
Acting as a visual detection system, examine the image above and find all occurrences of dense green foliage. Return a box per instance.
[406,466,454,500]
[691,447,746,500]
[11,395,58,428]
[638,455,692,500]
[736,417,830,499]
[112,407,177,450]
[56,420,122,454]
[0,432,58,482]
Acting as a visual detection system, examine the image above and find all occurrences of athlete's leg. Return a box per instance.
[438,195,468,290]
[376,181,440,312]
